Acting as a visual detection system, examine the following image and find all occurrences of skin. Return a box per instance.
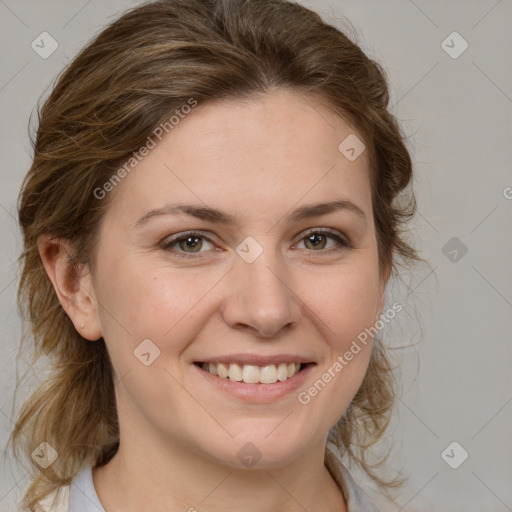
[40,87,390,512]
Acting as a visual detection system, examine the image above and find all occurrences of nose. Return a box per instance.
[220,247,302,338]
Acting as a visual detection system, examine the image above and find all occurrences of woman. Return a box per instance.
[9,0,422,510]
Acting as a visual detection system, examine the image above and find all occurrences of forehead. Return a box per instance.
[174,88,364,164]
[105,88,372,225]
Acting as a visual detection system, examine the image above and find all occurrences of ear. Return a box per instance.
[38,234,103,341]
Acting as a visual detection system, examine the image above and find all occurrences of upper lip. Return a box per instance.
[194,353,315,366]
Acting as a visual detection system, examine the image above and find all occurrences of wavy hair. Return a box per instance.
[7,0,423,509]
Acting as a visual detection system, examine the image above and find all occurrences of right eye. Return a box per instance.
[160,231,218,259]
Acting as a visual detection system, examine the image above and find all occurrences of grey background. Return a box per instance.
[1,1,511,511]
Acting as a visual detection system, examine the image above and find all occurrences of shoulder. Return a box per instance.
[325,442,381,512]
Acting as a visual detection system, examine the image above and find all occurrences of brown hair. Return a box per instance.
[8,0,423,509]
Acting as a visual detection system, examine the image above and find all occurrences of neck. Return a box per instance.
[93,431,346,512]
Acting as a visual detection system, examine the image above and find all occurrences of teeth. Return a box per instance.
[201,362,303,384]
[277,363,288,381]
[287,363,298,378]
[242,365,260,384]
[217,363,229,378]
[228,363,243,381]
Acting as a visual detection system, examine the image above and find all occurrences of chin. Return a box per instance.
[193,428,319,471]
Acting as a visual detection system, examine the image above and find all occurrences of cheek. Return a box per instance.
[95,257,218,359]
[305,262,381,349]
[93,260,202,415]
[294,267,379,429]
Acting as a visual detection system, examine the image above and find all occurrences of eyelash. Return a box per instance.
[160,229,351,260]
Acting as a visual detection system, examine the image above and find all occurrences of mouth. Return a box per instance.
[194,361,313,385]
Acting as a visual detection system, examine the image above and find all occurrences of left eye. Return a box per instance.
[296,230,350,252]
[161,230,350,259]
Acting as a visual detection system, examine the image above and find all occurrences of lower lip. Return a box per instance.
[192,363,315,403]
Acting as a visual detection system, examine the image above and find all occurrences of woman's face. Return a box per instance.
[88,88,389,468]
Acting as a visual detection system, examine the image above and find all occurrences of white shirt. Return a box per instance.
[32,443,380,511]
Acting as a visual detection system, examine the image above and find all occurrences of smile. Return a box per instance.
[192,358,316,402]
[197,362,304,384]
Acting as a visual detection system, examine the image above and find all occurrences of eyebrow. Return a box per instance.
[134,199,366,228]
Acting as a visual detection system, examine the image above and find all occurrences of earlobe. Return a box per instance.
[37,234,103,341]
